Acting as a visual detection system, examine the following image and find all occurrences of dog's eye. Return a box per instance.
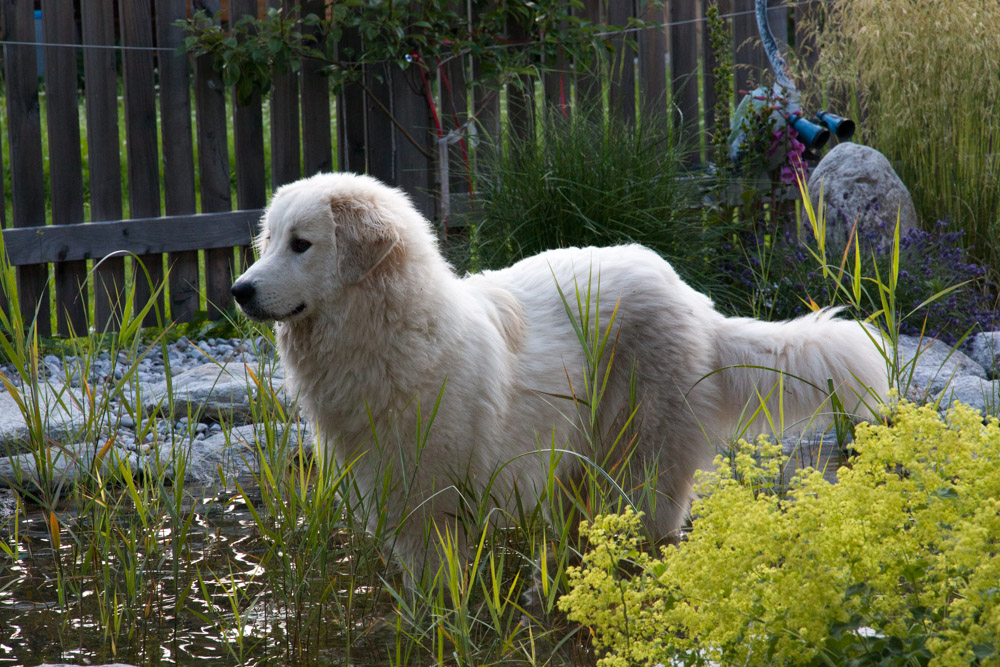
[290,238,312,254]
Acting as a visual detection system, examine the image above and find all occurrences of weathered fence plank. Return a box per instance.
[393,64,435,220]
[231,0,266,211]
[42,0,87,335]
[470,3,501,148]
[637,0,668,118]
[440,48,470,224]
[3,211,263,266]
[607,0,636,124]
[269,0,302,188]
[119,0,164,327]
[364,61,394,185]
[336,27,367,173]
[575,0,604,111]
[669,0,701,137]
[2,0,50,335]
[230,0,267,286]
[81,0,126,329]
[193,29,235,320]
[542,15,570,123]
[505,15,535,144]
[300,0,333,177]
[156,0,200,323]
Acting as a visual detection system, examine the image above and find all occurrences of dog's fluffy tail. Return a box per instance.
[711,309,889,438]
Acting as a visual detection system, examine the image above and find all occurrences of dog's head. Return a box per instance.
[231,173,403,322]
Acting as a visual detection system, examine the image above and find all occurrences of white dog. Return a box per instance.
[231,172,888,576]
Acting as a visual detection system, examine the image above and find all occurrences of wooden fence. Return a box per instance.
[0,0,820,336]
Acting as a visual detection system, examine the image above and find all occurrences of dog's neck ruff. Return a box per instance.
[277,247,461,449]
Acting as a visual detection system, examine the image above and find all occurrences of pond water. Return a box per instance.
[0,488,397,666]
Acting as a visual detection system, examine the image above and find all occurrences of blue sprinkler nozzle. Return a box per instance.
[787,115,830,150]
[816,110,856,141]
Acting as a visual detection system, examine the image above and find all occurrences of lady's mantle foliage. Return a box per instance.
[560,400,1000,667]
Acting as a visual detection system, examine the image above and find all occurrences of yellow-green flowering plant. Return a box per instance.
[560,400,1000,667]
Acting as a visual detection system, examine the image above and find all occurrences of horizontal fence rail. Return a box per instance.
[0,0,819,335]
[2,211,264,266]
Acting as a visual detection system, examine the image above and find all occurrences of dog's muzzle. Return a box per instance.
[231,278,306,321]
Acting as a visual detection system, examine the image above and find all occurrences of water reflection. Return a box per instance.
[0,485,393,666]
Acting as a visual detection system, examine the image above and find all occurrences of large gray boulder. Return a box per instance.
[0,385,89,455]
[144,421,312,487]
[0,440,141,489]
[142,361,294,424]
[895,334,986,401]
[968,331,1000,379]
[935,376,1000,416]
[807,142,918,247]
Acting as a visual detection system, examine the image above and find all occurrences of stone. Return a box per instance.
[142,361,293,424]
[935,376,1000,416]
[807,142,918,248]
[0,384,89,455]
[782,431,847,485]
[0,440,140,489]
[0,487,17,519]
[894,334,986,401]
[968,331,1000,379]
[145,420,312,487]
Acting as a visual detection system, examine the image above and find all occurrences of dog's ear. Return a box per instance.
[332,201,401,284]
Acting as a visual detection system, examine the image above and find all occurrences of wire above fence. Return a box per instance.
[0,0,829,58]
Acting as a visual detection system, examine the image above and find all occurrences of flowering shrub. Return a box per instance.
[559,400,1000,667]
[769,125,807,185]
[721,219,997,344]
[729,86,809,187]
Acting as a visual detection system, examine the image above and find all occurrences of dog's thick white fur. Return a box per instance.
[232,172,888,575]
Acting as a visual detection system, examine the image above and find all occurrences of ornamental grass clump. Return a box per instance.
[469,108,728,294]
[560,400,1000,667]
[808,0,1000,271]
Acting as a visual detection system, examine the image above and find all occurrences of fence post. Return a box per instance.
[269,0,302,188]
[336,26,367,173]
[193,13,235,320]
[230,0,267,279]
[156,0,200,324]
[81,0,125,330]
[3,0,50,335]
[393,63,436,220]
[542,13,571,125]
[439,29,470,225]
[42,0,87,335]
[300,0,333,177]
[575,0,604,112]
[364,61,395,185]
[119,0,164,327]
[637,0,668,119]
[607,0,637,124]
[471,3,501,157]
[505,14,535,145]
[669,0,702,143]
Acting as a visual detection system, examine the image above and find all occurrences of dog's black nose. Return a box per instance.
[231,280,255,305]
